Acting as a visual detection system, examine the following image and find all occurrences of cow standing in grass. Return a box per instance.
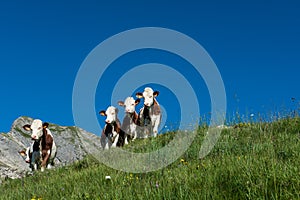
[118,97,140,144]
[23,119,57,172]
[99,106,125,149]
[136,87,162,138]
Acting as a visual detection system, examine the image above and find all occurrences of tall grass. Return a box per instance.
[0,116,299,200]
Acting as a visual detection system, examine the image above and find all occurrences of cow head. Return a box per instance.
[118,97,140,113]
[136,87,159,107]
[99,106,119,124]
[23,119,49,140]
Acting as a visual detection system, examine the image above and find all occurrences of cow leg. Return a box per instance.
[41,150,51,172]
[132,127,138,141]
[46,154,54,169]
[48,145,57,167]
[117,130,126,147]
[34,163,38,171]
[25,147,31,163]
[124,135,129,145]
[152,115,161,137]
[101,134,108,150]
[146,126,151,138]
[152,124,158,137]
[111,134,119,148]
[105,142,109,150]
[141,127,148,139]
[30,151,40,171]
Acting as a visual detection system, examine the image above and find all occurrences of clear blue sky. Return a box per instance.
[0,0,299,134]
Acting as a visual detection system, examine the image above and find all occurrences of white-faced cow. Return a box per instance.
[23,119,57,172]
[118,97,140,144]
[99,106,125,149]
[136,87,162,137]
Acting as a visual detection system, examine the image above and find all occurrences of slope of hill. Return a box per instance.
[0,116,299,199]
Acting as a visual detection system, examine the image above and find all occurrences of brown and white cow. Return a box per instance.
[118,97,140,144]
[99,106,125,149]
[136,87,162,137]
[23,119,57,172]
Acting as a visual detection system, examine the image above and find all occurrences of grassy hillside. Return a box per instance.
[0,117,299,200]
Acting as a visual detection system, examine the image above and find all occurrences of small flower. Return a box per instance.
[155,181,159,188]
[180,158,185,163]
[105,176,111,180]
[31,197,42,200]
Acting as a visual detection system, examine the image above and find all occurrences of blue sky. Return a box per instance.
[0,0,299,134]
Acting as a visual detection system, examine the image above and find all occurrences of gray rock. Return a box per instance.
[0,116,103,182]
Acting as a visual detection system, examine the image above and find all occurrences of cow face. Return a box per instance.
[136,87,159,107]
[99,106,118,124]
[118,97,140,113]
[23,119,49,140]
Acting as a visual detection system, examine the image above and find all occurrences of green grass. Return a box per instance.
[0,117,300,200]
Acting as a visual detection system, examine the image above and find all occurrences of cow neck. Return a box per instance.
[146,99,160,115]
[107,119,120,133]
[127,111,139,124]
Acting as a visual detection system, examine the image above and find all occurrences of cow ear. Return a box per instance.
[153,91,159,97]
[23,124,31,131]
[118,101,125,107]
[136,92,143,99]
[18,150,27,157]
[135,99,140,105]
[43,122,49,129]
[99,110,106,116]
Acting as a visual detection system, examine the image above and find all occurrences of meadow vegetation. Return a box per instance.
[0,115,299,199]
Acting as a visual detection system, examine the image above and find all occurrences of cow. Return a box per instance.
[23,119,57,172]
[136,87,162,137]
[118,97,140,144]
[99,106,125,149]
